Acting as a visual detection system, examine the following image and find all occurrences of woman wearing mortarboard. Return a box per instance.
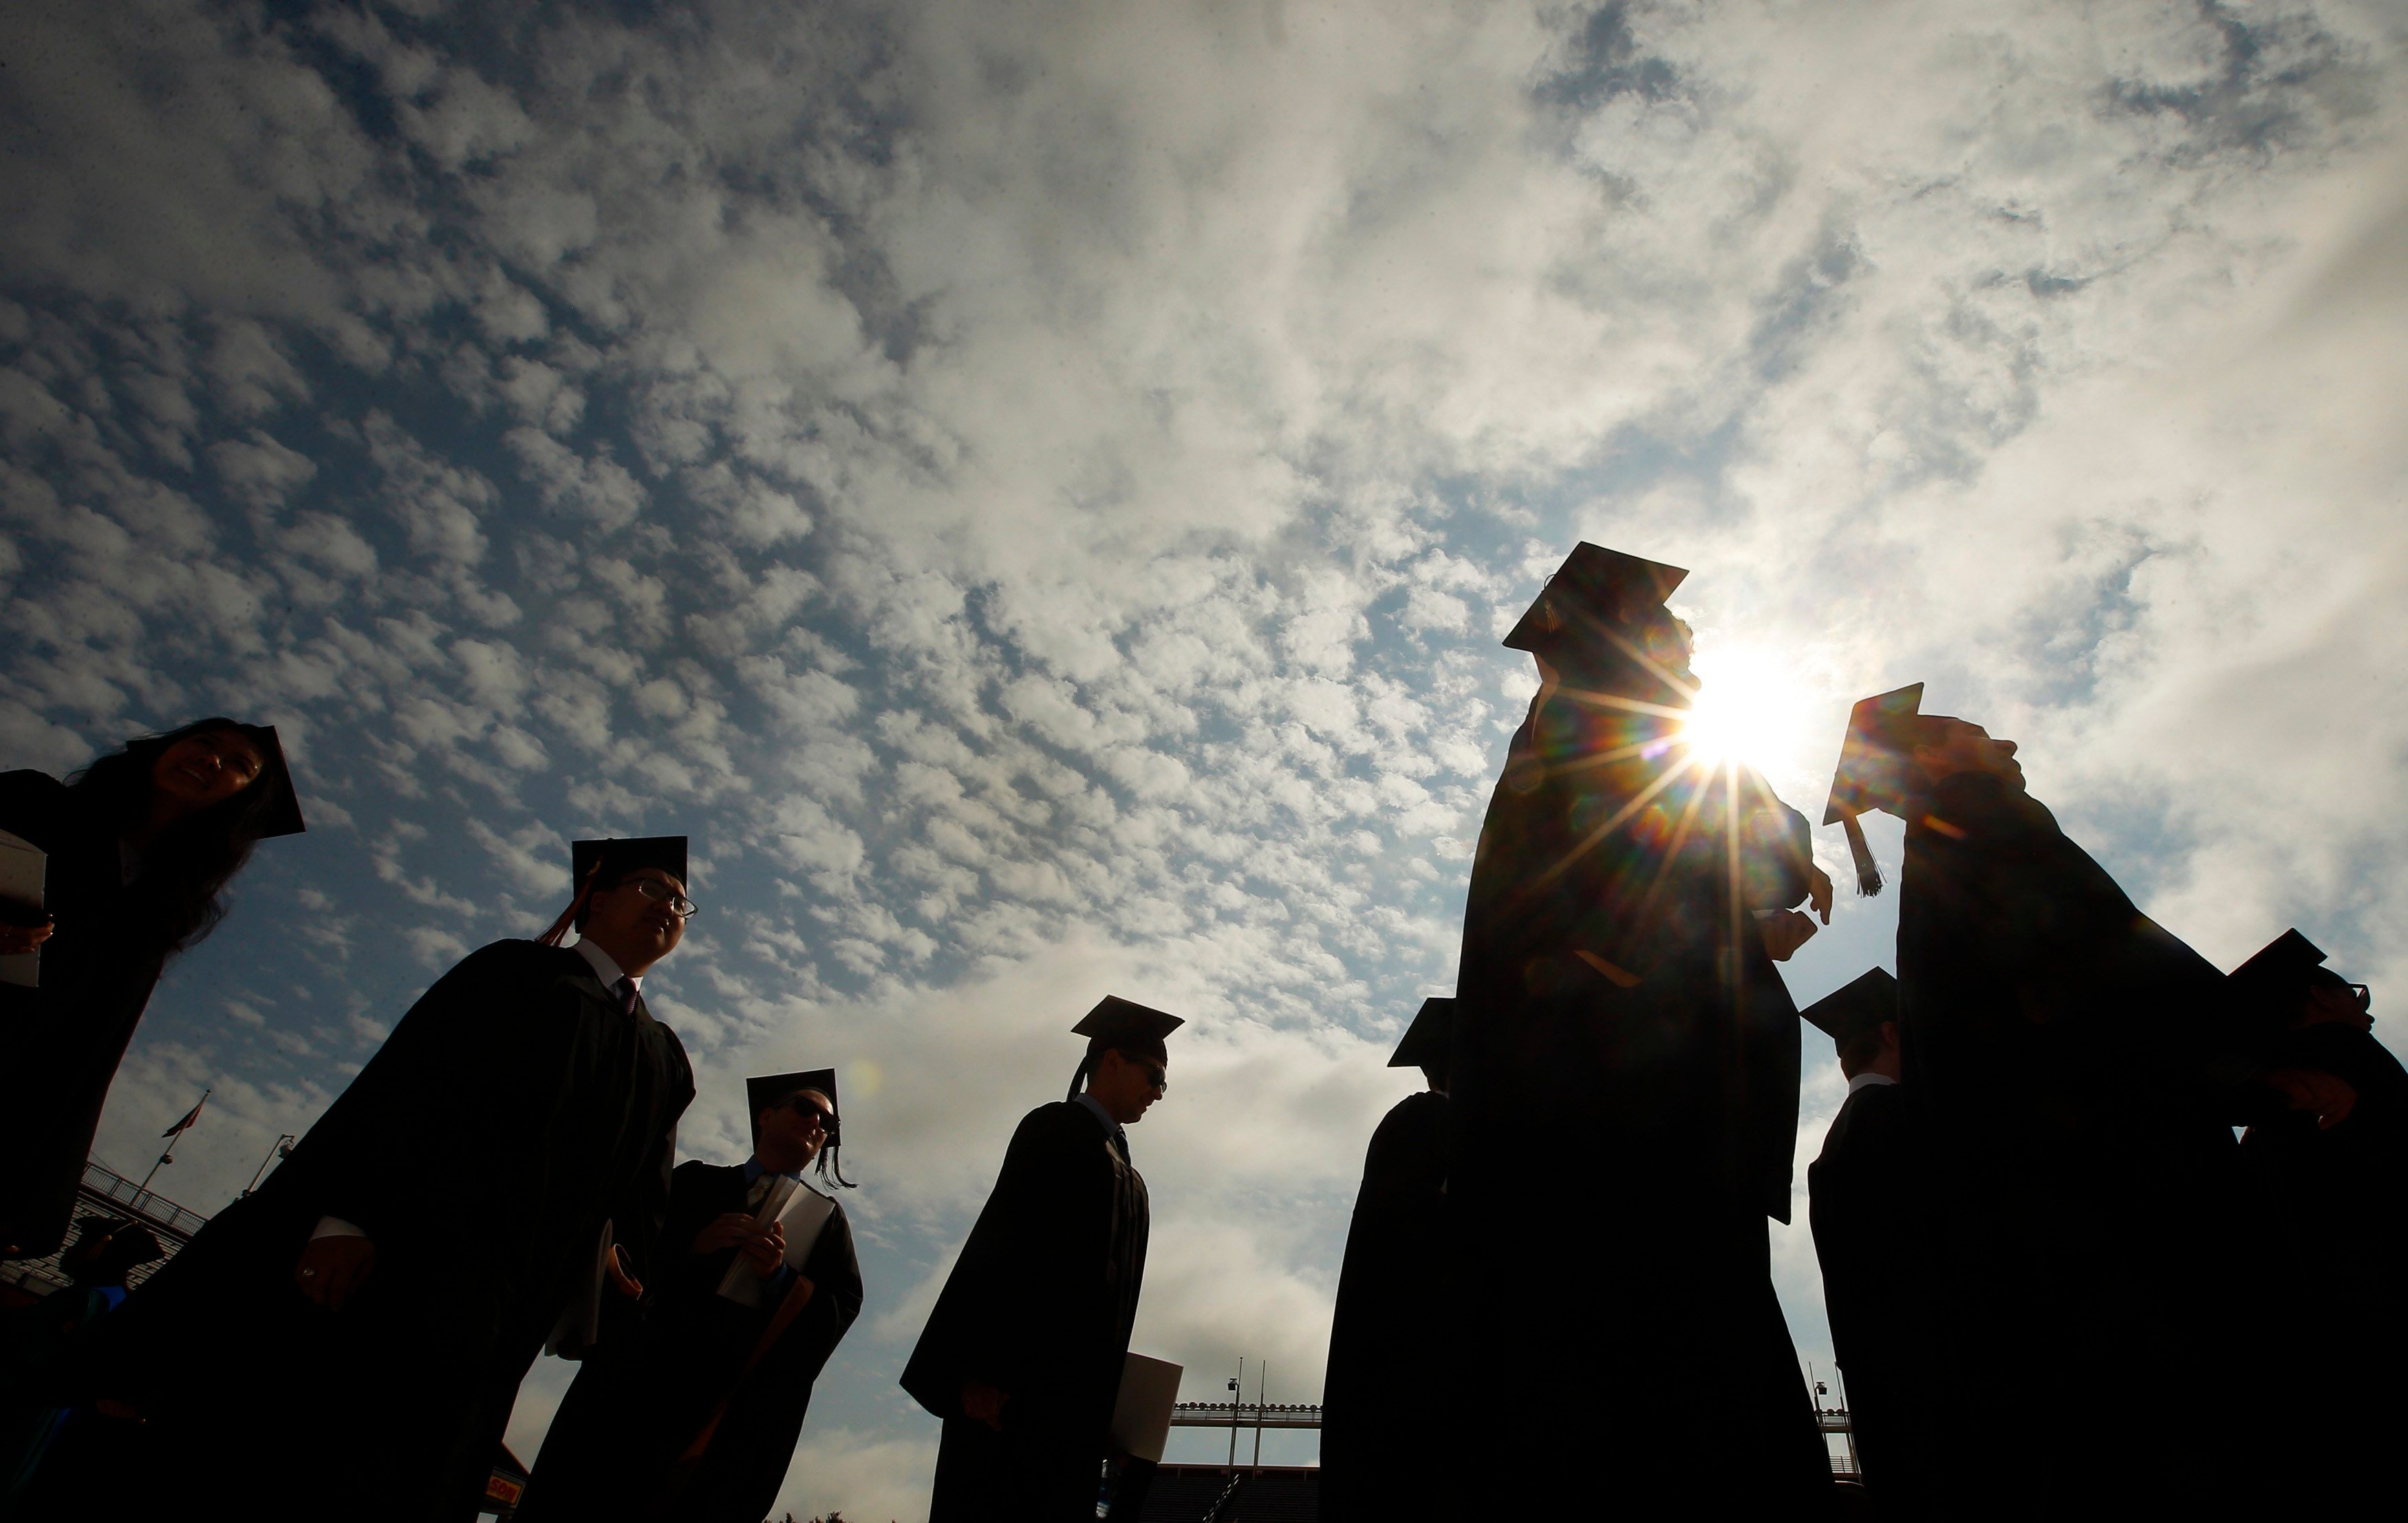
[1445,544,1836,1513]
[46,835,697,1522]
[1320,997,1454,1523]
[901,997,1179,1521]
[1826,688,2356,1512]
[519,1069,865,1523]
[0,718,305,1262]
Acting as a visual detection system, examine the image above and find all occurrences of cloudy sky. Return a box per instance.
[6,0,2405,1513]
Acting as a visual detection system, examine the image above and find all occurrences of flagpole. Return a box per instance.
[138,1087,211,1195]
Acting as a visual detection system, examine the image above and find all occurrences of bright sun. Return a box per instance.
[1677,644,1810,772]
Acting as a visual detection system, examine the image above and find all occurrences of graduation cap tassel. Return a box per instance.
[537,862,606,948]
[1066,1053,1098,1103]
[1841,813,1883,897]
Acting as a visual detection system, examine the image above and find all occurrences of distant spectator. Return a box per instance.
[0,1218,166,1512]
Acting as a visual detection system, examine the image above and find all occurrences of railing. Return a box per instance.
[1169,1400,1323,1430]
[79,1161,211,1241]
[0,1160,211,1301]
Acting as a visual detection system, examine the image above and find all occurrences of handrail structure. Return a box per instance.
[0,1158,211,1300]
[1170,1400,1324,1430]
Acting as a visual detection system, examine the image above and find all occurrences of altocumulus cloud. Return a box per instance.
[3,1,2404,1514]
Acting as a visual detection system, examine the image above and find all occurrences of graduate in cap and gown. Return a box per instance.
[1448,544,1836,1513]
[520,1069,864,1523]
[1802,968,1938,1517]
[1825,688,2352,1509]
[1320,997,1454,1523]
[50,835,697,1521]
[2228,930,2407,1503]
[902,997,1176,1521]
[0,718,304,1260]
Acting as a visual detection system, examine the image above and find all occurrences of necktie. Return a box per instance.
[746,1173,774,1210]
[614,977,639,1017]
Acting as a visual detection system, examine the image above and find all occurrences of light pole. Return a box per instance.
[241,1134,297,1197]
[1227,1359,1243,1471]
[1251,1362,1267,1473]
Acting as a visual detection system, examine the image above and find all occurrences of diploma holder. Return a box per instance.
[715,1174,836,1309]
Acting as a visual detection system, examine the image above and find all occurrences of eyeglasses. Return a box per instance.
[1136,1061,1168,1094]
[783,1097,837,1134]
[626,877,698,917]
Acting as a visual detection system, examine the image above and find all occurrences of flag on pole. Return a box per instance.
[160,1089,211,1139]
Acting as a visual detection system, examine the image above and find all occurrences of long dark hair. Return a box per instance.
[67,716,283,955]
[795,1089,858,1191]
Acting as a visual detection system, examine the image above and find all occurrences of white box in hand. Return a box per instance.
[0,829,45,989]
[1108,1352,1183,1463]
[716,1175,837,1309]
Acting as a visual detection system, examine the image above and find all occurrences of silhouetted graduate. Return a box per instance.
[1803,969,1937,1517]
[522,1068,863,1522]
[0,718,303,1261]
[1321,997,1453,1523]
[1827,688,2348,1509]
[2230,931,2406,1504]
[52,836,696,1521]
[1449,546,1836,1513]
[903,997,1177,1521]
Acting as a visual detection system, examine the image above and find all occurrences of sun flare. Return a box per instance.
[1677,645,1812,773]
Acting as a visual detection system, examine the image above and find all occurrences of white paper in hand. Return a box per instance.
[0,829,45,989]
[1108,1352,1183,1463]
[716,1176,837,1309]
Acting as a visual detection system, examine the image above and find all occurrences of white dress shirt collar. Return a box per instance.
[1847,1071,1900,1096]
[572,937,638,992]
[1075,1091,1125,1142]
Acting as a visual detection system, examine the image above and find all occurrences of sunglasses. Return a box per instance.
[782,1096,837,1133]
[1135,1061,1168,1093]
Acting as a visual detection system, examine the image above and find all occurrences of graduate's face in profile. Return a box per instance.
[151,729,266,816]
[1088,1047,1168,1125]
[582,868,689,971]
[1911,718,2023,791]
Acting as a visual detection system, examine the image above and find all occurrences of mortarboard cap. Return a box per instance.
[1503,543,1690,653]
[746,1067,838,1146]
[230,724,305,840]
[2228,928,2327,1003]
[1822,684,1926,897]
[1388,997,1456,1071]
[1073,995,1183,1054]
[1800,968,1898,1052]
[570,835,689,890]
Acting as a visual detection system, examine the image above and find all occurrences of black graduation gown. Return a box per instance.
[1895,770,2275,1510]
[48,939,693,1522]
[1807,1080,1938,1515]
[1319,1089,1448,1523]
[2241,1023,2408,1504]
[519,1161,864,1523]
[901,1100,1148,1522]
[1447,686,1831,1512]
[0,771,180,1259]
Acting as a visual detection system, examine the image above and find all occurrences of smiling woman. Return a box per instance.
[0,718,304,1261]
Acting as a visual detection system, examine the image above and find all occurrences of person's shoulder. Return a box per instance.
[1020,1100,1096,1136]
[1379,1089,1450,1131]
[673,1158,737,1183]
[0,769,79,834]
[454,938,577,977]
[0,769,70,803]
